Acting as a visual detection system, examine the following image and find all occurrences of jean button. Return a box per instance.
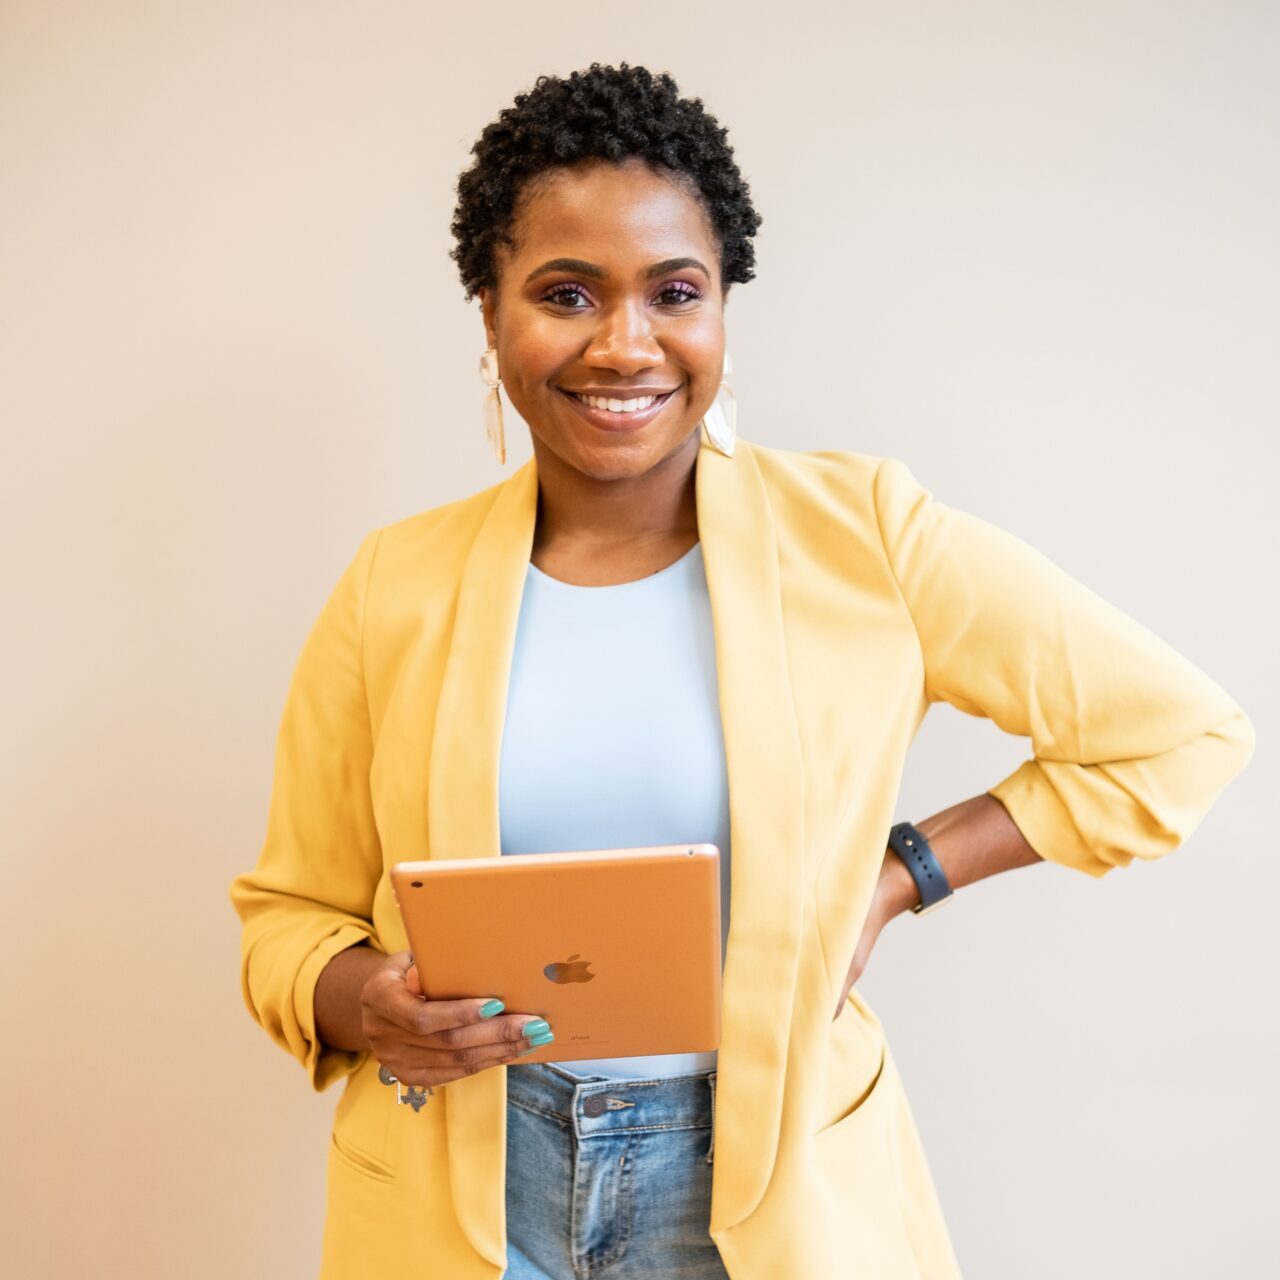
[583,1095,606,1118]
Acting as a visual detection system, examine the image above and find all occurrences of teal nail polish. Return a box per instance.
[479,999,505,1019]
[522,1018,551,1038]
[526,1031,555,1048]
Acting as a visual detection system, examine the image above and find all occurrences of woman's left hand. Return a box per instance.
[830,846,917,1022]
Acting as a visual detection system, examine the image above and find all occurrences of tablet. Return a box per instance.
[389,843,722,1064]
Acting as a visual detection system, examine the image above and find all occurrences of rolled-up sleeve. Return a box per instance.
[872,456,1255,879]
[229,527,385,1090]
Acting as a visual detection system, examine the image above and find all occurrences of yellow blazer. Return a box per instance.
[230,432,1254,1279]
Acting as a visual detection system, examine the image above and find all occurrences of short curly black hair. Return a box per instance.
[450,63,762,300]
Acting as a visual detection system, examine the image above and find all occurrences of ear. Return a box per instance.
[478,286,499,349]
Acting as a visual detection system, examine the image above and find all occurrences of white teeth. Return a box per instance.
[574,393,659,413]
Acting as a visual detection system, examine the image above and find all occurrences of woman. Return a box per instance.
[230,64,1255,1279]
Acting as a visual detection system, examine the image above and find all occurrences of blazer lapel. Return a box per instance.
[424,434,806,1266]
[695,437,806,1237]
[427,454,538,1271]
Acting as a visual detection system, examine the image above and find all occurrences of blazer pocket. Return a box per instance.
[328,1056,399,1184]
[813,1040,888,1143]
[813,990,889,1138]
[809,1041,921,1274]
[330,1129,396,1183]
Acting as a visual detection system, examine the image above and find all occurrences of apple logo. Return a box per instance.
[543,953,595,984]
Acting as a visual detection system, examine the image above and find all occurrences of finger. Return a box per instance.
[363,957,433,1025]
[371,981,522,1040]
[368,1014,541,1064]
[406,1010,548,1053]
[832,985,851,1022]
[384,1034,544,1088]
[375,951,432,1002]
[381,950,414,981]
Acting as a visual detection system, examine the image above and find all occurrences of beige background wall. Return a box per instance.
[3,2,1275,1276]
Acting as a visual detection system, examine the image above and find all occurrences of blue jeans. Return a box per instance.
[503,1061,731,1279]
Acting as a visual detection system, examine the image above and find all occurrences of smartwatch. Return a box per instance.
[887,821,954,915]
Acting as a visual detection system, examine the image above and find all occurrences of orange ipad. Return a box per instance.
[389,844,722,1064]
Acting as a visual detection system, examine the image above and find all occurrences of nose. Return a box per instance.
[583,300,663,375]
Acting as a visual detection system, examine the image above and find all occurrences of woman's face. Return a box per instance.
[480,158,726,483]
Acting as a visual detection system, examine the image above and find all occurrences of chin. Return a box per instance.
[535,424,691,478]
[573,446,665,482]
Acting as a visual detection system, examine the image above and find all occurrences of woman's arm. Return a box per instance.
[872,456,1255,879]
[314,941,387,1053]
[874,792,1045,922]
[228,528,385,1091]
[834,458,1255,1018]
[835,794,1042,1015]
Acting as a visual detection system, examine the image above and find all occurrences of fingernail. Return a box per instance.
[526,1030,555,1048]
[479,1000,505,1018]
[522,1018,550,1038]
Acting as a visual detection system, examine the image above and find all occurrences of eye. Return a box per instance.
[542,283,592,309]
[655,282,702,306]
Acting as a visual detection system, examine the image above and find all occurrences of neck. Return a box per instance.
[529,432,701,556]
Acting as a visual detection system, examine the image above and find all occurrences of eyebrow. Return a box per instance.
[523,256,711,285]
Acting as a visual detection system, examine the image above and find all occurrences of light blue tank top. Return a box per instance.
[498,541,731,1078]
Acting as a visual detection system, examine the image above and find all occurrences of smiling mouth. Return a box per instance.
[560,389,676,415]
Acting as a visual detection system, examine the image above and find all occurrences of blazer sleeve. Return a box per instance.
[872,456,1255,879]
[229,527,385,1090]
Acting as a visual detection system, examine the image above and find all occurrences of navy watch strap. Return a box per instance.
[887,821,954,915]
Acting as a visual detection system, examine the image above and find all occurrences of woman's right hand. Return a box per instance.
[360,950,554,1088]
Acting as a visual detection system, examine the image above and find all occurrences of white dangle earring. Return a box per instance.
[700,351,736,457]
[479,346,506,465]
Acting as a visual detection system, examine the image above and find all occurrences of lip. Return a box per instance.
[557,387,679,433]
[562,386,679,398]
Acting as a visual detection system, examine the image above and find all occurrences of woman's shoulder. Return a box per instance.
[747,438,912,513]
[749,436,890,478]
